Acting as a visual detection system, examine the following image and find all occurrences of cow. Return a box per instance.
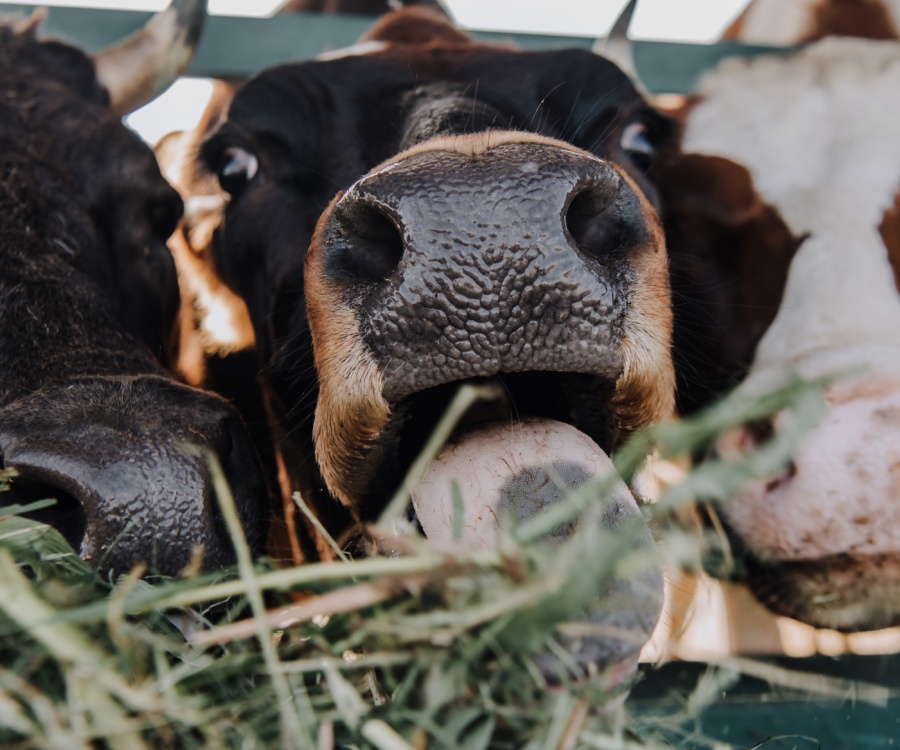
[158,3,817,680]
[162,2,688,680]
[0,1,270,577]
[678,1,900,632]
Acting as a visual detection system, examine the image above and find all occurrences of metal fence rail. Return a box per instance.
[0,3,794,93]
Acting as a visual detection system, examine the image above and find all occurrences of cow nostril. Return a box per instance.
[564,182,621,259]
[337,202,404,283]
[1,474,87,553]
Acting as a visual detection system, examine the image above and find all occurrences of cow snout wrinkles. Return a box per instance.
[321,137,655,401]
[0,378,268,575]
[307,133,672,509]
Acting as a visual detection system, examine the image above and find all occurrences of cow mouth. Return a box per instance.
[743,552,900,632]
[364,370,623,519]
[364,369,663,684]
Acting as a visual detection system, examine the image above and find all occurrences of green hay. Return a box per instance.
[0,377,854,749]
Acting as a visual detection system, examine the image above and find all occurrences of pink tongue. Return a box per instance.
[412,418,642,545]
[411,418,664,687]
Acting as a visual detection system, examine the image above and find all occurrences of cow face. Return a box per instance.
[202,22,676,522]
[196,9,676,678]
[0,14,269,575]
[683,37,900,631]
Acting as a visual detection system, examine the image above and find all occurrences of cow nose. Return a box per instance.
[329,139,648,287]
[564,177,629,259]
[316,138,658,405]
[0,379,269,576]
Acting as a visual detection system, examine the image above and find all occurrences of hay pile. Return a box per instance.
[0,380,826,749]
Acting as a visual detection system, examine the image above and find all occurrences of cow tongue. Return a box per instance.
[412,419,631,545]
[411,418,664,686]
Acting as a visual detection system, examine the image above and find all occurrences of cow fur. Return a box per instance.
[724,0,900,43]
[682,34,900,630]
[0,21,269,574]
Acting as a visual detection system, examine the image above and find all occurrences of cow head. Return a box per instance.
[201,9,675,520]
[683,37,900,631]
[190,7,686,676]
[0,3,269,575]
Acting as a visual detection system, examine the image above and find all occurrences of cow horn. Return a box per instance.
[12,7,47,38]
[593,0,647,93]
[92,0,207,116]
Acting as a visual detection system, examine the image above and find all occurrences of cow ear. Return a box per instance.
[657,152,767,227]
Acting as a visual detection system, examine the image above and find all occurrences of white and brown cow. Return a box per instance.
[682,7,900,632]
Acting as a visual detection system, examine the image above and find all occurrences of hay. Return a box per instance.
[0,378,836,749]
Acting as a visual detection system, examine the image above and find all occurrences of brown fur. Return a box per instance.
[306,205,392,510]
[655,152,803,412]
[362,5,470,46]
[879,188,900,292]
[724,0,899,42]
[809,0,898,39]
[156,79,255,387]
[612,171,677,431]
[282,0,447,16]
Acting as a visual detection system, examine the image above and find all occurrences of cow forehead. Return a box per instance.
[223,46,643,146]
[684,38,900,234]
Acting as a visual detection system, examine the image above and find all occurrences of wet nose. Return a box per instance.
[319,138,657,401]
[0,378,269,576]
[329,139,650,287]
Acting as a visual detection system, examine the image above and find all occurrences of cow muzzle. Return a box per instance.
[712,370,900,631]
[306,131,673,679]
[307,131,674,508]
[0,377,268,576]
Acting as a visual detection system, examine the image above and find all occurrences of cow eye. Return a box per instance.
[621,121,655,168]
[217,146,259,196]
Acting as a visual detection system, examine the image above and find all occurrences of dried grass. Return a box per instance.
[0,377,855,749]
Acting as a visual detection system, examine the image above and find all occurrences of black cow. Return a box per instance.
[159,4,701,682]
[186,6,786,533]
[0,3,268,576]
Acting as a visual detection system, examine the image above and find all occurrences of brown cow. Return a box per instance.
[681,1,900,631]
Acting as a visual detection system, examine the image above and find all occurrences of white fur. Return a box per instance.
[683,38,900,390]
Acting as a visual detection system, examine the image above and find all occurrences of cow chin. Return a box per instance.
[306,130,674,516]
[744,553,900,632]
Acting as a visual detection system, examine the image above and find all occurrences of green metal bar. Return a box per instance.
[0,4,792,92]
[631,654,900,749]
